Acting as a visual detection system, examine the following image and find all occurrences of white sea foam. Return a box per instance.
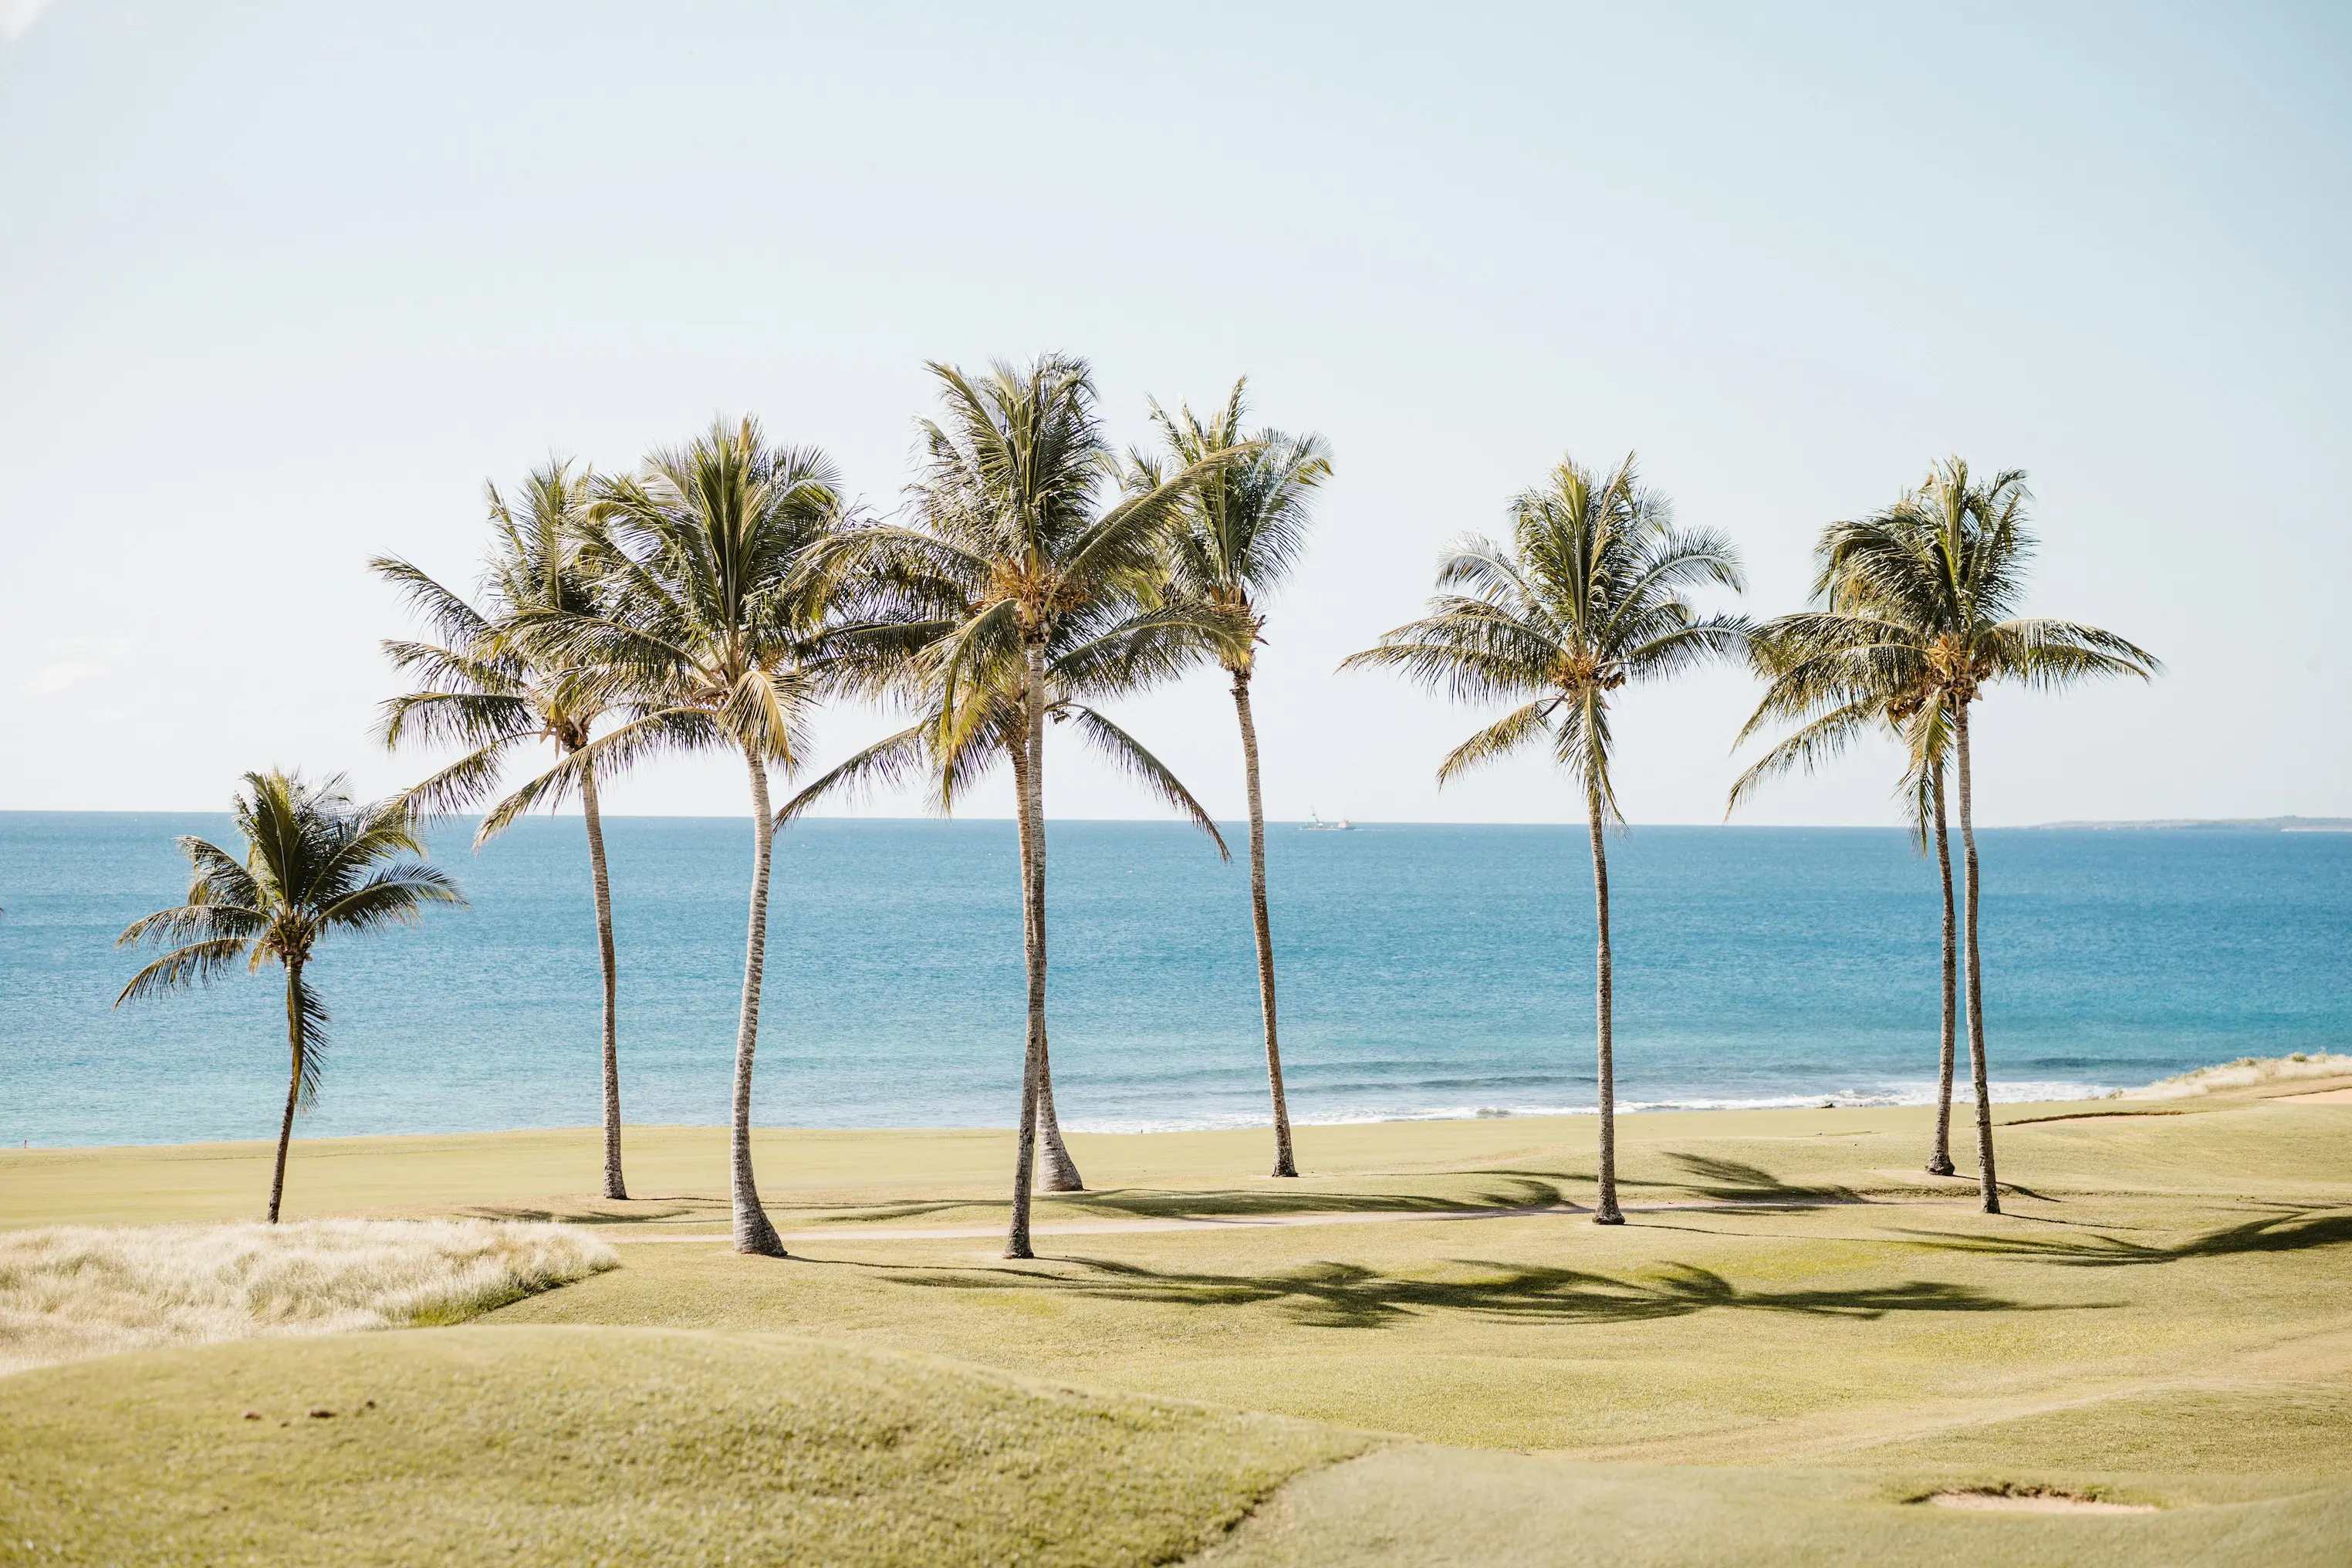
[1064,1079,2124,1134]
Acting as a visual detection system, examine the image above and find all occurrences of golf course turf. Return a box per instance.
[4,1081,2348,1564]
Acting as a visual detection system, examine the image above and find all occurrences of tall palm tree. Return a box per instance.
[114,772,463,1222]
[1729,592,1966,1177]
[505,417,849,1256]
[1813,458,2158,1213]
[828,354,1233,1259]
[1343,455,1745,1223]
[372,461,640,1201]
[1132,378,1331,1179]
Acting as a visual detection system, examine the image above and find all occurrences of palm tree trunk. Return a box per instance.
[1927,764,1958,1178]
[1587,788,1623,1225]
[579,756,628,1201]
[730,751,786,1256]
[1012,744,1083,1192]
[1006,641,1050,1259]
[267,959,303,1225]
[1233,671,1297,1178]
[1954,704,2000,1215]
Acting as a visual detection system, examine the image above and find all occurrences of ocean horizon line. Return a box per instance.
[0,809,2332,832]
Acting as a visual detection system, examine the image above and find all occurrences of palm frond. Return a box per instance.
[1061,706,1228,860]
[113,936,253,1005]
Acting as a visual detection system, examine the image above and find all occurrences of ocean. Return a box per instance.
[2,813,2347,1147]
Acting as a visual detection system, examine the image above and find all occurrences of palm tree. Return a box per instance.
[1729,590,1965,1177]
[1133,378,1331,1179]
[1343,455,1745,1223]
[826,354,1234,1259]
[504,417,849,1256]
[114,772,463,1222]
[372,461,640,1201]
[1812,458,2158,1213]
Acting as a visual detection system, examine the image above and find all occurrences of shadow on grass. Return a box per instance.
[1648,1154,1859,1206]
[1898,1206,2352,1267]
[459,1200,721,1226]
[891,1255,2072,1330]
[806,1176,1579,1227]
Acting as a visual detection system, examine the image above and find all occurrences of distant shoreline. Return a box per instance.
[2028,816,2352,832]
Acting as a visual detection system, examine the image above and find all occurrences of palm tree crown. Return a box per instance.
[502,417,849,810]
[372,461,608,824]
[1345,455,1746,808]
[1136,377,1330,673]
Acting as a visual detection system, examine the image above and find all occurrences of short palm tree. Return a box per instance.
[1729,589,1965,1177]
[115,772,463,1222]
[505,417,849,1256]
[372,460,640,1201]
[1133,378,1331,1178]
[829,354,1233,1259]
[1813,458,2158,1213]
[1344,455,1745,1222]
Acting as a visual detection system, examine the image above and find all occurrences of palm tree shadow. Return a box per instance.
[801,1178,1576,1228]
[1052,1175,1573,1223]
[1899,1207,2352,1268]
[1654,1153,1858,1206]
[892,1255,2077,1330]
[461,1199,719,1225]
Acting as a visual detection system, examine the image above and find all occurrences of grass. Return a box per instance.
[0,1327,1364,1566]
[0,1218,614,1374]
[4,1075,2349,1563]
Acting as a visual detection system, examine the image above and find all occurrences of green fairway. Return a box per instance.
[5,1081,2349,1564]
[0,1327,1362,1566]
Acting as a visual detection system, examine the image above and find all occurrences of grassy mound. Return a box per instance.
[0,1325,1367,1567]
[0,1219,614,1374]
[2122,1053,2352,1100]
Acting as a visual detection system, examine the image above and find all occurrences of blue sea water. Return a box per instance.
[2,813,2347,1147]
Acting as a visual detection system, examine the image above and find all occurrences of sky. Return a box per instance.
[2,2,2347,827]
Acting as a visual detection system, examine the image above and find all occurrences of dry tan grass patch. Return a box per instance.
[1918,1485,2155,1514]
[0,1218,615,1374]
[2124,1053,2352,1100]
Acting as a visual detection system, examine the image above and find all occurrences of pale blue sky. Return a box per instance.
[3,2,2345,825]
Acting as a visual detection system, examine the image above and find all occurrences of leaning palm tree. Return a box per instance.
[1133,378,1331,1178]
[826,354,1233,1259]
[1344,455,1745,1223]
[1729,596,1965,1177]
[372,460,640,1201]
[1814,459,2158,1213]
[503,417,849,1256]
[115,772,463,1222]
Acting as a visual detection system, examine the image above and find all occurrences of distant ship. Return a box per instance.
[1302,811,1357,832]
